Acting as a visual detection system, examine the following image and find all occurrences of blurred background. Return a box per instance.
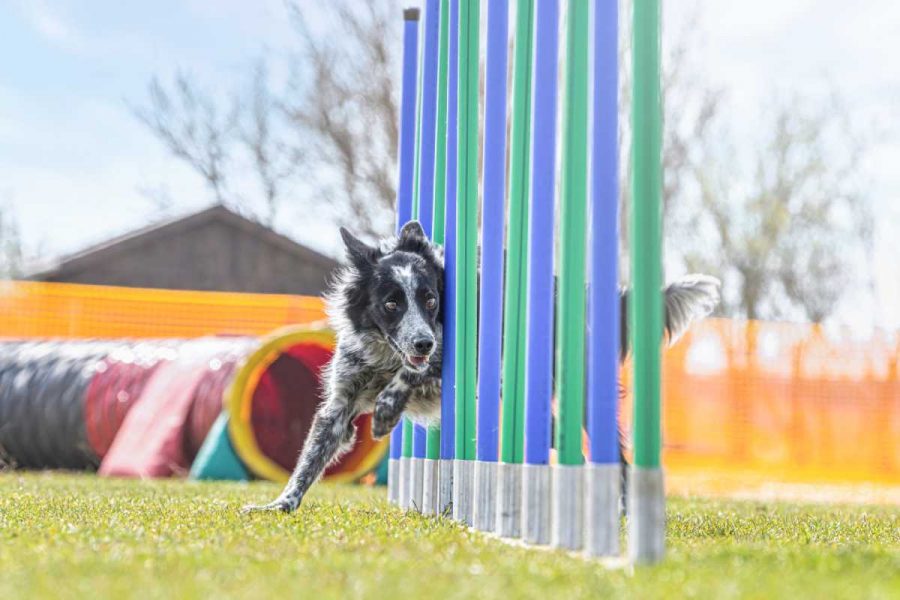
[1,0,897,329]
[0,1,898,497]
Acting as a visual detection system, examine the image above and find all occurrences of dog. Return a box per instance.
[243,220,719,514]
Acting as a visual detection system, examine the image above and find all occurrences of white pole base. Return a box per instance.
[522,463,551,545]
[387,458,400,505]
[551,464,584,550]
[399,456,411,509]
[495,462,522,537]
[422,458,440,515]
[627,466,665,564]
[584,462,621,557]
[452,459,474,525]
[473,460,497,531]
[438,459,454,517]
[410,457,424,512]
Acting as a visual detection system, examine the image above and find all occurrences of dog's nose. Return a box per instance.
[413,338,434,355]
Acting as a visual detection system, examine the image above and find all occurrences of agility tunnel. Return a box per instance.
[0,324,387,483]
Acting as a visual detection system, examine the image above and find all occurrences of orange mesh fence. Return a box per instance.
[0,280,326,338]
[621,318,900,485]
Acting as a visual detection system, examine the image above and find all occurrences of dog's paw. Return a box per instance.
[240,498,296,515]
[371,407,400,440]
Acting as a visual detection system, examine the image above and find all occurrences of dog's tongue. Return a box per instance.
[409,355,427,367]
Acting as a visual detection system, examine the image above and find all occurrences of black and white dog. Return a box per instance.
[243,221,719,514]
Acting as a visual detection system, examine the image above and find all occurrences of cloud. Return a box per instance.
[13,0,85,52]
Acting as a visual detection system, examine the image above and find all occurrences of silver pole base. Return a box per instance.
[388,458,400,505]
[473,460,497,531]
[410,457,424,512]
[627,466,665,564]
[422,458,440,515]
[551,464,584,550]
[438,459,454,517]
[585,463,621,557]
[452,460,474,525]
[495,462,522,537]
[399,456,411,509]
[522,463,551,545]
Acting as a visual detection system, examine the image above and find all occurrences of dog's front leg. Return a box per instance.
[371,370,415,439]
[242,359,367,514]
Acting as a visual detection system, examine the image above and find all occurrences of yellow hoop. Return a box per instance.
[225,323,388,483]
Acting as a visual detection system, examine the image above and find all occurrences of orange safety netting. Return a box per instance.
[0,280,326,338]
[620,318,900,485]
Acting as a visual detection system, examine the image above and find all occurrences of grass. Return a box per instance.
[1,473,899,599]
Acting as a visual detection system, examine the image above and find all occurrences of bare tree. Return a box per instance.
[240,61,302,226]
[133,73,239,208]
[677,97,871,322]
[282,1,400,240]
[0,199,24,279]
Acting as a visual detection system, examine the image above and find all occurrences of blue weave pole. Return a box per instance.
[473,0,509,532]
[389,7,420,507]
[584,0,621,557]
[410,0,441,513]
[522,0,559,546]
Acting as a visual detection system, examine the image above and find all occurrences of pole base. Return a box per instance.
[452,460,474,525]
[399,456,411,509]
[422,458,440,515]
[585,463,621,557]
[522,463,551,545]
[551,464,583,550]
[410,457,424,512]
[627,466,665,564]
[495,462,522,537]
[473,461,497,531]
[388,458,400,505]
[438,459,454,517]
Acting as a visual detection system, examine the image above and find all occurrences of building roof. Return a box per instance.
[27,204,338,280]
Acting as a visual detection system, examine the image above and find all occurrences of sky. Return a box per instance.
[1,0,898,328]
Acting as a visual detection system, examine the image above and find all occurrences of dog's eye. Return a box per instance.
[384,301,398,312]
[425,297,437,310]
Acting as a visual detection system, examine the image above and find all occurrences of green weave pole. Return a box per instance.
[455,0,479,462]
[499,0,535,466]
[426,0,451,461]
[631,0,664,468]
[555,0,590,466]
[402,419,413,458]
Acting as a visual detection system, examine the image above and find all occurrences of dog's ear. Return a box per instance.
[399,220,426,242]
[396,220,431,255]
[340,227,380,268]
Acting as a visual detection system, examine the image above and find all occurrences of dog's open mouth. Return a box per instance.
[405,354,430,370]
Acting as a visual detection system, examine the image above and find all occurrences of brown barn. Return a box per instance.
[27,205,338,295]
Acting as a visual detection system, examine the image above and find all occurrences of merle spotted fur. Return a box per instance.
[243,220,720,514]
[243,221,444,513]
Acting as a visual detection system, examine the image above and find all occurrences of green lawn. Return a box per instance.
[1,473,898,599]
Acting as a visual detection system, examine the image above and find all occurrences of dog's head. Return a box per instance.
[338,221,443,373]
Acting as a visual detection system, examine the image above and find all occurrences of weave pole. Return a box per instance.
[389,8,421,507]
[423,0,452,517]
[473,0,509,532]
[522,0,559,546]
[409,0,441,514]
[413,0,443,513]
[453,0,479,526]
[438,0,460,517]
[496,0,534,538]
[629,0,665,564]
[585,0,621,557]
[553,0,590,551]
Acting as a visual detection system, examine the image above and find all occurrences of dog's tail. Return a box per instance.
[619,274,721,358]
